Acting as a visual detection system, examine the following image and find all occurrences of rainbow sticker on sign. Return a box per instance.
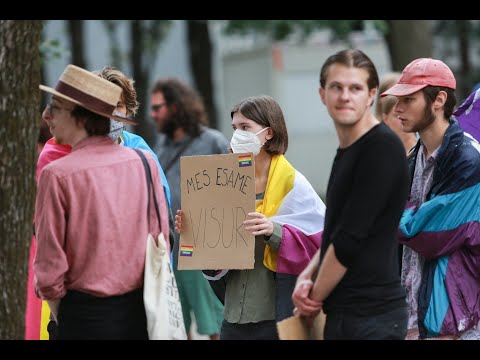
[180,245,193,257]
[238,155,252,167]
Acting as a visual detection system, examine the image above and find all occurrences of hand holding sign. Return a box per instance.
[243,212,273,237]
[174,209,183,234]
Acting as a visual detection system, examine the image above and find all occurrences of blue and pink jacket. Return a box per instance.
[399,119,480,338]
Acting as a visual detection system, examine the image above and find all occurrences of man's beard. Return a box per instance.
[160,116,179,139]
[409,106,436,133]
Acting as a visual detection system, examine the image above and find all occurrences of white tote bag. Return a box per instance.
[144,232,187,340]
[135,149,187,340]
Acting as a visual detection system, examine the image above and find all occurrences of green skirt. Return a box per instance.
[174,269,224,335]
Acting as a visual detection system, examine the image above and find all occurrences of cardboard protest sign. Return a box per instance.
[276,312,326,340]
[178,153,255,270]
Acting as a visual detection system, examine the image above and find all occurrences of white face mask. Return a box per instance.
[230,127,269,156]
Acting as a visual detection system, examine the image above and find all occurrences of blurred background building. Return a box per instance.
[42,20,480,199]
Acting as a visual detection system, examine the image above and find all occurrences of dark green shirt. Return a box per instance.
[223,192,283,324]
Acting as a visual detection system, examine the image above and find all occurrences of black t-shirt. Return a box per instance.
[320,122,410,316]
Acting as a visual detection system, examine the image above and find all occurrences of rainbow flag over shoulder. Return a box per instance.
[258,155,325,274]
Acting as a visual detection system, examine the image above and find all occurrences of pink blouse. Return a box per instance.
[34,136,169,300]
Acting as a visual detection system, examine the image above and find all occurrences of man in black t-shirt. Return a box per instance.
[292,49,410,340]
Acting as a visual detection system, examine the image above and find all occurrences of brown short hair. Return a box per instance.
[423,86,457,119]
[320,49,379,92]
[72,106,110,136]
[230,95,288,155]
[93,66,139,116]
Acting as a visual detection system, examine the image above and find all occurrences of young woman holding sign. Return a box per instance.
[176,95,326,340]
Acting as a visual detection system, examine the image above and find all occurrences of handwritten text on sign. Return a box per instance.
[179,153,255,270]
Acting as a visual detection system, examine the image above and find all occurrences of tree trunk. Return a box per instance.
[384,20,433,71]
[456,20,471,101]
[67,20,86,68]
[40,30,48,111]
[186,20,218,129]
[130,20,156,147]
[0,20,42,339]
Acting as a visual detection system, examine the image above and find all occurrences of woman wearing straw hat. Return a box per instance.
[33,64,170,340]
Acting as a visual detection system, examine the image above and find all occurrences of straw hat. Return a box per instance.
[39,64,137,125]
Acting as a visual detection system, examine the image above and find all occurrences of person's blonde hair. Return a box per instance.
[375,72,401,119]
[93,66,139,116]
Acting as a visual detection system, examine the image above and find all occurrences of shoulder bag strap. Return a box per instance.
[134,149,162,229]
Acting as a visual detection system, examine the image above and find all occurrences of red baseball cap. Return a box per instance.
[380,58,456,97]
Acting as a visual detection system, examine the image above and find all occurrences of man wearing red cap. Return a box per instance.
[382,58,480,340]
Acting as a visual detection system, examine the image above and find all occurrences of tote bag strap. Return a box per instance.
[134,149,162,230]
